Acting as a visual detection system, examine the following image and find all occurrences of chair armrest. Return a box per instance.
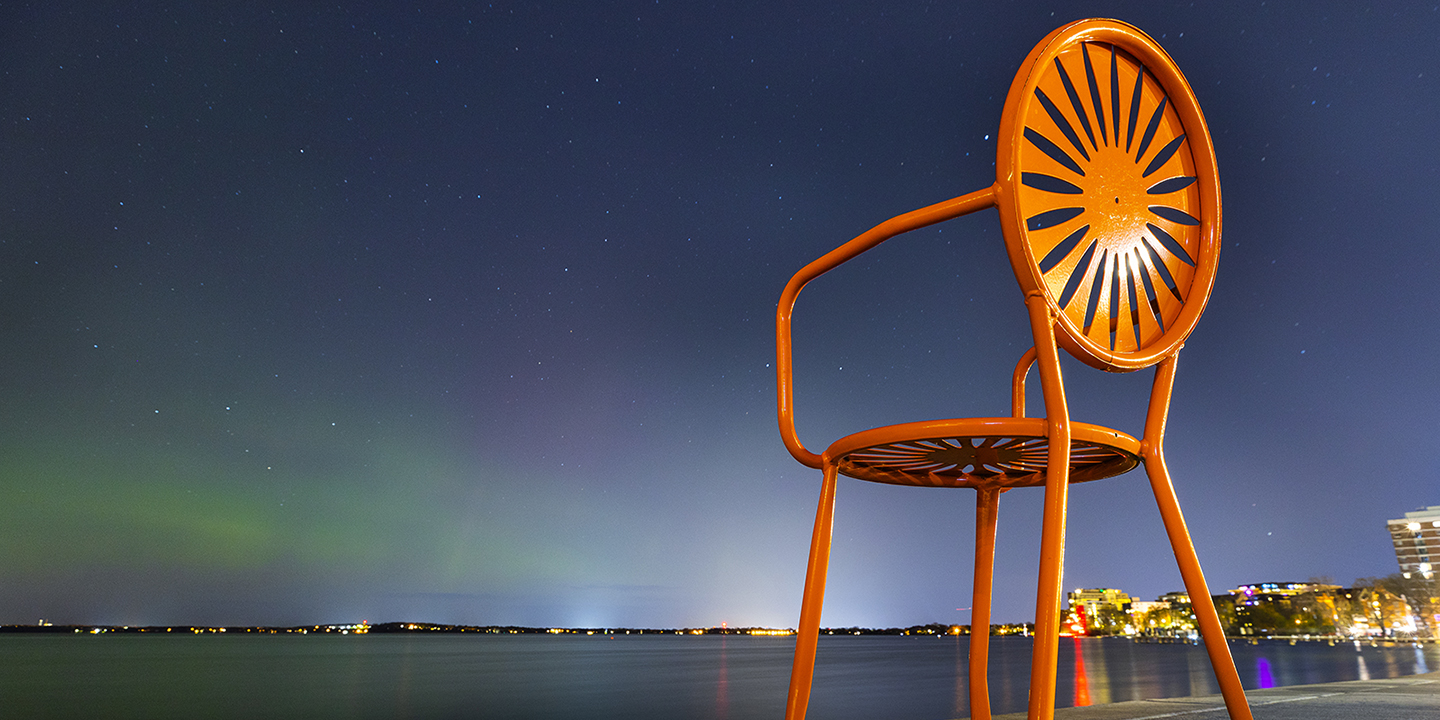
[1010,347,1038,418]
[776,186,999,468]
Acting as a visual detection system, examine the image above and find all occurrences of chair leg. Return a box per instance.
[1026,451,1070,720]
[785,462,840,720]
[969,487,1001,720]
[1145,454,1254,720]
[1023,292,1072,720]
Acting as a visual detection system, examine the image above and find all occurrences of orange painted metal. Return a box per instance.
[775,18,1250,720]
[1010,347,1038,418]
[823,417,1137,489]
[1143,356,1253,720]
[996,20,1222,372]
[776,187,998,471]
[1024,293,1072,720]
[784,463,839,720]
[969,486,1001,720]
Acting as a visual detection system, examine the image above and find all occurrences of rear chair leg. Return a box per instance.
[1146,454,1254,720]
[969,487,1001,720]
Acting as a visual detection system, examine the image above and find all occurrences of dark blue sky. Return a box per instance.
[1,2,1437,629]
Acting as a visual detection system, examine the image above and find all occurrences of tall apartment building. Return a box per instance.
[1386,505,1440,578]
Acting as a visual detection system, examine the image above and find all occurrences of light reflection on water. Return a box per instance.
[1072,638,1091,706]
[716,635,729,719]
[1256,657,1275,688]
[952,635,968,716]
[1,634,1437,719]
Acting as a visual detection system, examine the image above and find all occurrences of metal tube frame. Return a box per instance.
[1142,356,1253,720]
[775,194,1252,720]
[970,486,1001,720]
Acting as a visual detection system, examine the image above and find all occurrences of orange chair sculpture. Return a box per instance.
[775,19,1253,720]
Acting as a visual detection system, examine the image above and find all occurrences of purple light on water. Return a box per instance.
[1256,657,1275,689]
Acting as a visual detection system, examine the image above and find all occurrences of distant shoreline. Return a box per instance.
[0,621,1012,636]
[8,622,1432,644]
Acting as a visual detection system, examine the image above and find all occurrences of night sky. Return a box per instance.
[2,2,1438,630]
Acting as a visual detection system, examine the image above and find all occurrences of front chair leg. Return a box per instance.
[1145,453,1254,720]
[1026,455,1071,720]
[785,462,840,720]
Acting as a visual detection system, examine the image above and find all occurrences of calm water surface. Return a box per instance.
[2,634,1436,719]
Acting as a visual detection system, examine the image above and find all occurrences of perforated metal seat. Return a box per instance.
[827,418,1139,490]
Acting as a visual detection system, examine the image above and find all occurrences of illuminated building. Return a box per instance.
[1228,581,1337,604]
[1387,505,1440,579]
[1158,590,1189,606]
[1065,588,1132,635]
[1129,600,1165,617]
[1128,592,1197,637]
[1067,588,1132,612]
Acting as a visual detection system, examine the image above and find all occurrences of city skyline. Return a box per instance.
[3,3,1439,629]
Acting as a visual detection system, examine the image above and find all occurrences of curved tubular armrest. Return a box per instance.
[776,186,999,468]
[1010,346,1038,418]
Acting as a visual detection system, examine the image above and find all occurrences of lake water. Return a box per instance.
[2,633,1436,719]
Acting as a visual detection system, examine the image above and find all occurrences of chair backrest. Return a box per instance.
[993,20,1221,372]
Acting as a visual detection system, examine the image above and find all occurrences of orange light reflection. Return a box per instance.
[1072,637,1091,707]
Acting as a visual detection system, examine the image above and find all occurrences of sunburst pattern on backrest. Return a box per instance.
[997,21,1220,372]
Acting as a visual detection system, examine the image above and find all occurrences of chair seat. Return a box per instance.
[824,417,1140,489]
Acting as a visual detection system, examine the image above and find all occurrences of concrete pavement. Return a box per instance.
[989,670,1440,720]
